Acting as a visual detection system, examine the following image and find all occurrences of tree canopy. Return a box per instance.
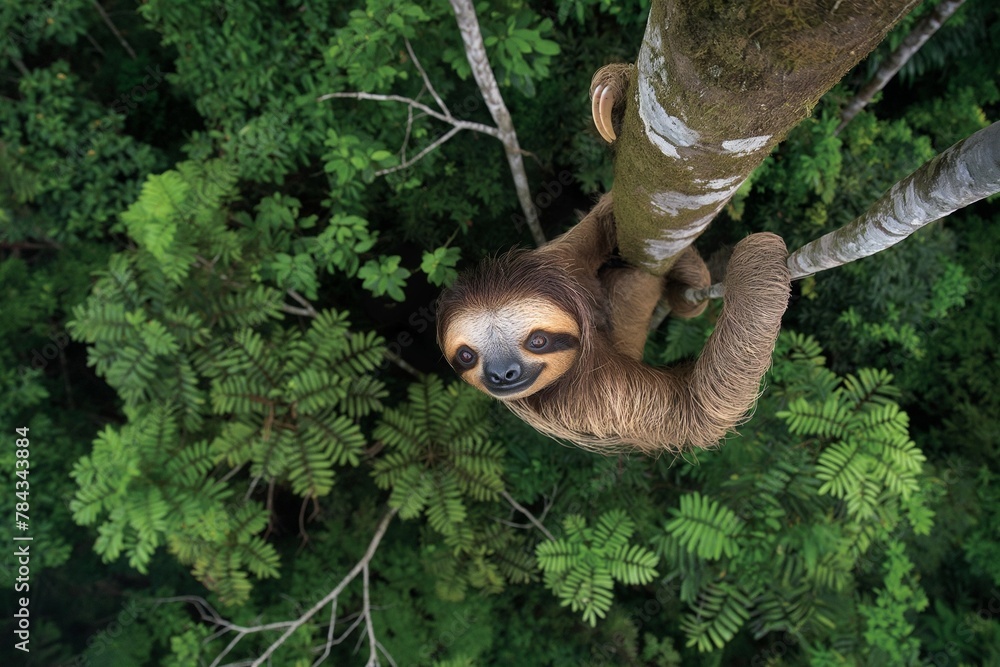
[2,0,999,665]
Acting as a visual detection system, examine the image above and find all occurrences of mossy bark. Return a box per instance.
[614,0,920,274]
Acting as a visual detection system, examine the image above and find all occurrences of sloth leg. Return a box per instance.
[603,268,663,360]
[664,246,712,319]
[687,233,791,446]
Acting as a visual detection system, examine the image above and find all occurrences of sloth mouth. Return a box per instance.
[484,364,543,398]
[487,378,535,397]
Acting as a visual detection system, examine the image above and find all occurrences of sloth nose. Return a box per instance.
[484,360,523,387]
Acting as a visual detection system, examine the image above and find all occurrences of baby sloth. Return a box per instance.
[436,195,791,454]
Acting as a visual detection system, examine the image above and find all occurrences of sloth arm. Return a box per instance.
[539,194,617,278]
[541,193,661,359]
[681,233,791,447]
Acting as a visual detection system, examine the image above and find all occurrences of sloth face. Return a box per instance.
[441,297,581,400]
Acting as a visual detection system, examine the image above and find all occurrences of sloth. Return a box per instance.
[435,68,791,455]
[436,195,791,454]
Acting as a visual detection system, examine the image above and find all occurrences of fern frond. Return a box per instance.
[815,440,867,498]
[842,368,901,408]
[665,493,745,560]
[681,582,752,652]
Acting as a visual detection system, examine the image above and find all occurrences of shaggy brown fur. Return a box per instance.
[436,193,791,454]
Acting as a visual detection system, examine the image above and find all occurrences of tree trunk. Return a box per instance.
[836,0,966,135]
[613,0,920,275]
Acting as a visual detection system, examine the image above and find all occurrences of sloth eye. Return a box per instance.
[527,333,548,350]
[456,347,477,367]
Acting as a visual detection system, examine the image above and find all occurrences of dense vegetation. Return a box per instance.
[2,0,998,664]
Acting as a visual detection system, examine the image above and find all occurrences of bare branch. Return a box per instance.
[500,489,555,541]
[157,508,398,667]
[447,0,545,246]
[90,0,137,60]
[404,37,449,117]
[317,92,499,138]
[375,126,462,177]
[287,289,319,317]
[383,350,421,378]
[250,507,399,666]
[837,0,966,134]
[309,600,338,667]
[788,121,1000,278]
[401,104,415,164]
[362,566,379,666]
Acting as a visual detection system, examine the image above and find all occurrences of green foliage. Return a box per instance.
[0,61,162,241]
[537,510,659,626]
[649,332,934,656]
[373,376,503,530]
[664,492,744,561]
[358,254,412,301]
[857,541,929,664]
[70,407,280,603]
[4,0,1000,663]
[421,245,462,287]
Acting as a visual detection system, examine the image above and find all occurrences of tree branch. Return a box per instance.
[677,116,999,306]
[787,120,1000,279]
[404,37,449,117]
[837,0,966,134]
[90,0,137,60]
[613,0,919,274]
[320,14,545,245]
[361,565,379,666]
[501,489,555,541]
[447,0,545,246]
[250,507,397,666]
[157,507,399,666]
[317,91,499,138]
[374,126,462,177]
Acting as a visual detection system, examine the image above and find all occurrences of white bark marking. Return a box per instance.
[697,175,742,189]
[650,186,737,216]
[644,211,717,260]
[721,135,771,155]
[636,23,699,160]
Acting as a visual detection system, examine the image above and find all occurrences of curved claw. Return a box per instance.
[591,83,616,143]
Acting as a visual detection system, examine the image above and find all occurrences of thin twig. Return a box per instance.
[310,600,338,667]
[155,596,295,634]
[375,640,398,667]
[250,507,399,666]
[286,288,319,317]
[281,304,316,318]
[404,37,449,116]
[90,0,137,59]
[500,490,555,541]
[383,351,421,378]
[317,92,499,138]
[362,565,379,666]
[401,104,415,163]
[375,126,462,176]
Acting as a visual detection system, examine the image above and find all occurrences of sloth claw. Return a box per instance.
[590,63,631,143]
[591,83,617,143]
